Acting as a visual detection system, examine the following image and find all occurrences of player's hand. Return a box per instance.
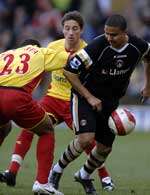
[86,95,102,111]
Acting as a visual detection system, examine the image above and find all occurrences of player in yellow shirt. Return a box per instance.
[0,11,114,194]
[0,39,69,195]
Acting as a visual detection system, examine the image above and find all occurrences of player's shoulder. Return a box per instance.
[128,34,147,45]
[80,39,87,48]
[93,34,107,43]
[88,34,108,48]
[2,45,40,57]
[84,34,108,54]
[40,46,68,62]
[17,45,41,55]
[128,34,149,53]
[40,47,56,55]
[47,39,65,49]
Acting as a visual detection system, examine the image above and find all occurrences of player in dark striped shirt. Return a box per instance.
[49,14,150,195]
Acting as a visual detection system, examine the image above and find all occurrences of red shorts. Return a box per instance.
[39,95,72,129]
[0,88,45,128]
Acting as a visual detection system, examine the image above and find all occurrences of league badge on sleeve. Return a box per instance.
[70,57,81,69]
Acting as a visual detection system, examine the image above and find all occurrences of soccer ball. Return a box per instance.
[108,108,136,136]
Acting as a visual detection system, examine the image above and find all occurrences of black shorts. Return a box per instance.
[71,93,119,147]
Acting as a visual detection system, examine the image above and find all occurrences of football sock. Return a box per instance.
[84,140,110,179]
[53,138,83,173]
[8,129,34,174]
[8,156,21,175]
[36,132,55,184]
[98,164,110,179]
[82,146,109,175]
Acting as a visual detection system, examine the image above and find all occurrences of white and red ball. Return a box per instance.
[108,108,136,136]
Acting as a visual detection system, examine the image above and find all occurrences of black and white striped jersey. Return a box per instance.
[65,34,150,100]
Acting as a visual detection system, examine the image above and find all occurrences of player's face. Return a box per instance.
[104,25,127,49]
[63,20,82,46]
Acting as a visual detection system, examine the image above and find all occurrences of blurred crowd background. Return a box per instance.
[0,0,150,104]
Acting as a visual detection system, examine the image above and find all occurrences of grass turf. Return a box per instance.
[0,127,149,195]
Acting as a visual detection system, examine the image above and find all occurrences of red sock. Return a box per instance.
[98,164,110,179]
[36,132,55,184]
[84,140,110,179]
[8,129,34,174]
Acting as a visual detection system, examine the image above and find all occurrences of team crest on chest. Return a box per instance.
[115,59,124,68]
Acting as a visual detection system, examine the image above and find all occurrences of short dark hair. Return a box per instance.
[20,39,41,47]
[105,14,127,31]
[61,11,84,29]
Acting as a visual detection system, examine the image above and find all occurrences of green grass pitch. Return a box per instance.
[0,127,150,195]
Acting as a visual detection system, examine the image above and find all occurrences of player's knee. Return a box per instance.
[0,122,12,138]
[30,115,54,136]
[77,132,95,149]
